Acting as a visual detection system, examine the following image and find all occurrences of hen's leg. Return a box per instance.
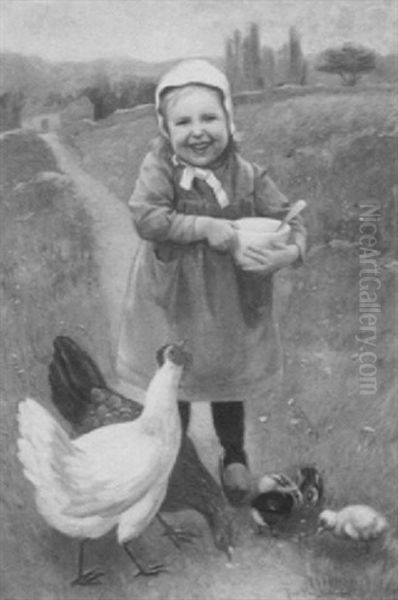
[157,513,197,549]
[71,539,104,586]
[123,542,167,577]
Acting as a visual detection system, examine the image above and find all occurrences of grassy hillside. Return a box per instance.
[64,86,398,599]
[236,90,397,245]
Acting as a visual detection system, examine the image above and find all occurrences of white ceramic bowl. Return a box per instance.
[231,217,291,270]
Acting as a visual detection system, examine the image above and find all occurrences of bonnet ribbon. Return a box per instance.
[172,155,229,209]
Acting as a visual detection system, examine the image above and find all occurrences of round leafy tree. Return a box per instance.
[316,43,377,85]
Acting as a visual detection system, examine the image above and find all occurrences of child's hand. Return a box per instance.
[241,241,299,274]
[195,217,237,252]
[206,220,237,251]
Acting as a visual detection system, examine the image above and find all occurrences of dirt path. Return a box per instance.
[39,132,319,600]
[41,132,137,355]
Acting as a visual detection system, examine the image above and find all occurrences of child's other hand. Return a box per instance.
[206,220,237,251]
[241,242,299,274]
[195,217,237,252]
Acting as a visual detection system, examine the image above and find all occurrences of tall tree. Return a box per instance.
[276,43,290,84]
[0,90,25,131]
[233,29,244,91]
[248,23,263,89]
[81,70,117,120]
[242,35,253,90]
[262,46,275,87]
[225,38,235,89]
[288,26,306,84]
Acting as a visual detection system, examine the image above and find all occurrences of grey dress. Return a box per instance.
[116,138,306,403]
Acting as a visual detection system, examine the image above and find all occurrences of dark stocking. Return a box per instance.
[211,401,247,466]
[178,400,191,435]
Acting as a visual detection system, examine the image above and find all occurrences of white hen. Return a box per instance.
[17,342,191,585]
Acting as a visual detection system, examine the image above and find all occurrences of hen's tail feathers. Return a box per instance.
[17,398,73,492]
[49,336,106,425]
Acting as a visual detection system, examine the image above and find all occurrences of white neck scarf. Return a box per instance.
[172,155,229,209]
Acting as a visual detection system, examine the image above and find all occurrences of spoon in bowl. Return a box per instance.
[277,199,307,231]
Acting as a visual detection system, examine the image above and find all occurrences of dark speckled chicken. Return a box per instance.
[250,468,324,536]
[49,336,234,558]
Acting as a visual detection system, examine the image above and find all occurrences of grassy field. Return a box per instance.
[63,86,398,599]
[1,86,397,599]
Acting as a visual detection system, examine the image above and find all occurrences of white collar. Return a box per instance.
[172,155,229,209]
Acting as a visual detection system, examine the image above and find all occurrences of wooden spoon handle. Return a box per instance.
[277,199,307,230]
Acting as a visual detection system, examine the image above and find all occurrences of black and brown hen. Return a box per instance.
[49,336,234,558]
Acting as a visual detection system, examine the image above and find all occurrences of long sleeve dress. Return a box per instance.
[116,138,306,404]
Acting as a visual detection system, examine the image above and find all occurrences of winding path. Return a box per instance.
[41,131,138,354]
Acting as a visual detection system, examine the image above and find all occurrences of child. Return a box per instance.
[116,59,306,505]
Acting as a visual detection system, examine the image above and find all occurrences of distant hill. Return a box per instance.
[0,53,184,116]
[1,53,57,98]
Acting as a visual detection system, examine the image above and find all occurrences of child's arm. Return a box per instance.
[129,149,235,251]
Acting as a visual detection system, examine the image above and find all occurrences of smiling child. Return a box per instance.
[116,59,306,504]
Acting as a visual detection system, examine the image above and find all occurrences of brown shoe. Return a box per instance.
[219,459,251,506]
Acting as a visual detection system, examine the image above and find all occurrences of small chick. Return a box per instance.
[250,473,303,534]
[318,505,388,542]
[250,465,324,535]
[294,466,324,508]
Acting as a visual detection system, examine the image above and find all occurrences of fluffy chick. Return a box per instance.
[318,505,388,542]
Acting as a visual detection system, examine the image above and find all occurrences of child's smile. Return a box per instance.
[165,85,229,167]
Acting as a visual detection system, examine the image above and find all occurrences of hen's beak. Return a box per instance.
[176,339,193,369]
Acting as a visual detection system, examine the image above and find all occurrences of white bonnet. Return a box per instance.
[155,59,236,138]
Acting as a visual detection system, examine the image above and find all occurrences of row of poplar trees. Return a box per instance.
[225,24,307,92]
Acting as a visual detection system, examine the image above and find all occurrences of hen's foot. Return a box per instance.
[158,515,197,549]
[134,562,167,578]
[71,568,104,586]
[163,527,197,548]
[123,542,168,577]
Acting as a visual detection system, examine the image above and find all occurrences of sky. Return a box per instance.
[1,0,397,64]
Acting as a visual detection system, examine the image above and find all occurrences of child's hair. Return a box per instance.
[155,59,237,140]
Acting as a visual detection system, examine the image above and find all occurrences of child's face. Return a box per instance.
[164,85,229,167]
